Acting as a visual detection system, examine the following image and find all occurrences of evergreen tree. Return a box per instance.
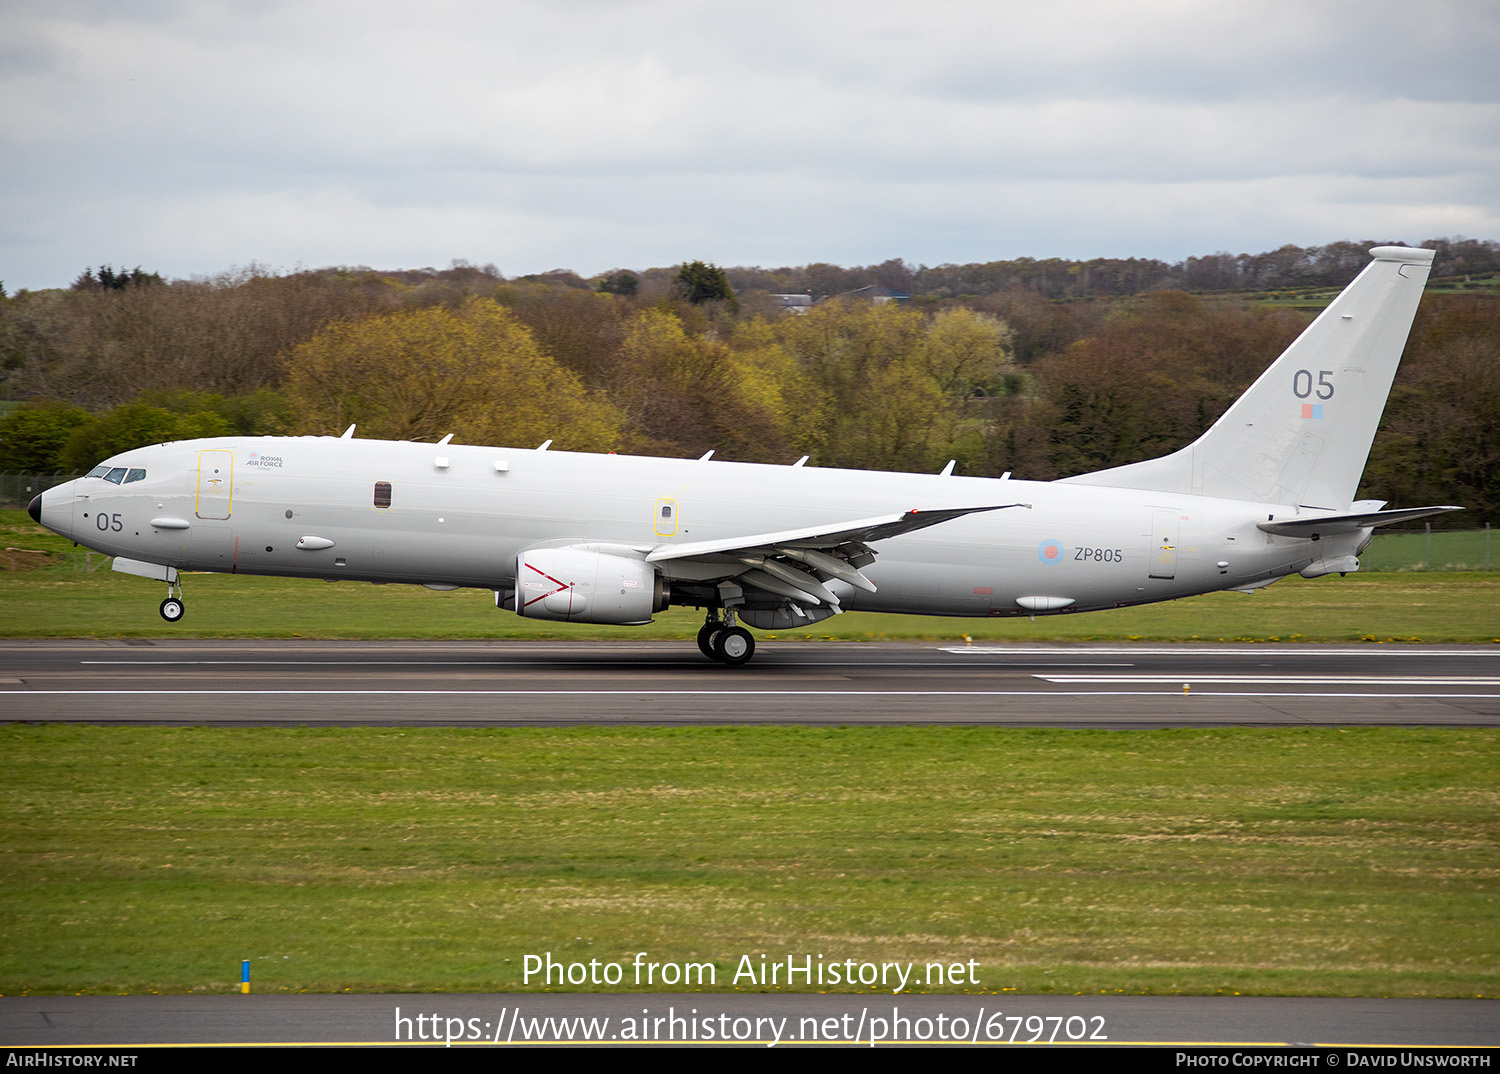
[674,261,734,305]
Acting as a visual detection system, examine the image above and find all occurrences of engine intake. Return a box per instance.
[515,547,668,624]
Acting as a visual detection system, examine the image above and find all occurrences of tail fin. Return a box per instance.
[1062,246,1434,509]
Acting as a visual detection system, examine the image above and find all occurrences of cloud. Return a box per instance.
[2,0,1496,289]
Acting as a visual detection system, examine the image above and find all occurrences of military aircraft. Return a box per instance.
[29,246,1458,665]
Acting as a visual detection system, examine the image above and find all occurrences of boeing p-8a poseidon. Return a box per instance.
[30,246,1458,664]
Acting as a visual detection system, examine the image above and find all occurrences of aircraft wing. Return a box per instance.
[645,504,1027,610]
[1257,505,1462,539]
[645,504,1026,563]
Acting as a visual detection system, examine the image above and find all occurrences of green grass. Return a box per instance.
[1251,279,1499,311]
[1,725,1495,998]
[3,511,1499,642]
[5,504,1497,999]
[1360,528,1497,572]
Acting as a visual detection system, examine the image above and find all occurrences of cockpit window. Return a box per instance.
[86,464,147,482]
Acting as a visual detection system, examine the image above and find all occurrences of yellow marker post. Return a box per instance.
[241,959,250,994]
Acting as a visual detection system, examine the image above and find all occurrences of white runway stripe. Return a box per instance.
[10,689,1500,699]
[1036,675,1500,685]
[944,646,1500,657]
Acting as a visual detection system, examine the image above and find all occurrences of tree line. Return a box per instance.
[726,237,1500,302]
[1,244,1495,525]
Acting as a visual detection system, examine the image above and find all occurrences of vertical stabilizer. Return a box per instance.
[1062,246,1434,509]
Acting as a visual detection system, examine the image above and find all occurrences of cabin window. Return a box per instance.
[653,496,679,536]
[373,481,392,509]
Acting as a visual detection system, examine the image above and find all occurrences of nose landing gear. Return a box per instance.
[158,579,185,623]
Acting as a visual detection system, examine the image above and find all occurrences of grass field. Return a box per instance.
[5,511,1497,1000]
[1,725,1495,998]
[3,511,1499,642]
[1361,528,1496,572]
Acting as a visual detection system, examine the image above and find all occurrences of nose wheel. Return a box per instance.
[159,578,185,623]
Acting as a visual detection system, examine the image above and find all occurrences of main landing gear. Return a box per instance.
[158,578,185,623]
[698,609,755,666]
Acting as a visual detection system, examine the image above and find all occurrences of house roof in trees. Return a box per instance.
[835,285,909,304]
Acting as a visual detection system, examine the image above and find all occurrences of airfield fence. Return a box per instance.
[1,472,1492,571]
[1,471,83,509]
[1358,523,1494,572]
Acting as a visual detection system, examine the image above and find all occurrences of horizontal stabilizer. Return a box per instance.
[1257,505,1462,539]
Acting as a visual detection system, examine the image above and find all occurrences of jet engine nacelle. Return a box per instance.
[515,547,669,624]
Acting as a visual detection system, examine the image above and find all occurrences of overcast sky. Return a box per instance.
[3,0,1497,290]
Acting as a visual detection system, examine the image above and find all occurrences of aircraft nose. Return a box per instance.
[28,493,42,524]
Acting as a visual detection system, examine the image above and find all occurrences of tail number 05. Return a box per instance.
[1293,369,1334,400]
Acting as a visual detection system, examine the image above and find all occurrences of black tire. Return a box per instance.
[159,598,184,623]
[697,622,723,660]
[713,626,755,666]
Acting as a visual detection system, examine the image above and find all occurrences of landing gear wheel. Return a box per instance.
[697,622,723,660]
[159,597,185,623]
[713,626,755,666]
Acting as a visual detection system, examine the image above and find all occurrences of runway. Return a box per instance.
[4,639,1499,726]
[2,992,1496,1048]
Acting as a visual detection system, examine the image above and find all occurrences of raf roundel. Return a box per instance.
[1037,539,1065,565]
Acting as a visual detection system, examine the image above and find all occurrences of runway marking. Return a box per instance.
[945,646,1500,657]
[75,659,1136,667]
[1037,675,1500,685]
[10,689,1500,699]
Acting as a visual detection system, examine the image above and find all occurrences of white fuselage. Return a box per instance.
[29,247,1442,653]
[36,435,1360,619]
